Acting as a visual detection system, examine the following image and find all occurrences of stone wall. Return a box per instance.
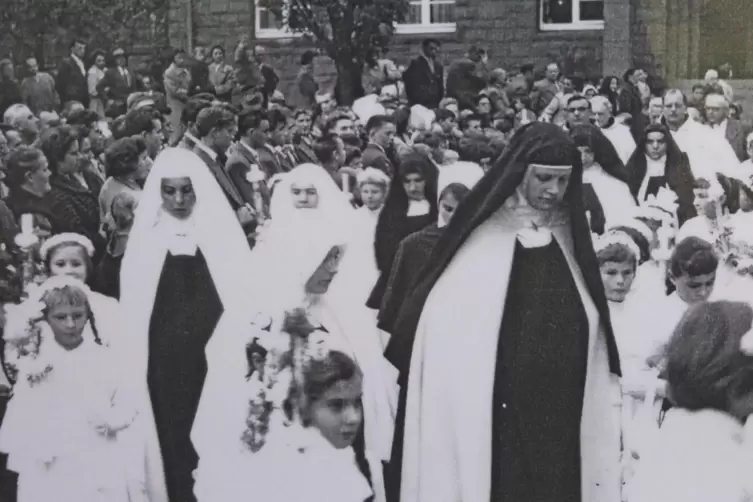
[168,0,606,97]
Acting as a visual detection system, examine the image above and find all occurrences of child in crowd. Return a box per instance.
[630,301,753,502]
[39,232,123,346]
[96,191,137,298]
[0,276,143,502]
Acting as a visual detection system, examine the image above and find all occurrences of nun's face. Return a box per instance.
[161,177,196,219]
[291,182,319,209]
[578,146,595,169]
[645,131,667,160]
[402,173,426,202]
[523,165,572,211]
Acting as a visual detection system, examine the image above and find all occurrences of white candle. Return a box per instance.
[20,214,33,235]
[341,173,349,192]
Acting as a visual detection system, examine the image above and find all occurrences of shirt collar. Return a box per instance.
[195,139,218,162]
[239,140,256,156]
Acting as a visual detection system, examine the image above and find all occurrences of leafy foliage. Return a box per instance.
[261,0,409,104]
[0,0,168,64]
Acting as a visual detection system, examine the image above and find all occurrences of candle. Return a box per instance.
[341,173,349,193]
[20,214,33,235]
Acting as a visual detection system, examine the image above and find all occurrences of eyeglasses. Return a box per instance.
[568,106,589,113]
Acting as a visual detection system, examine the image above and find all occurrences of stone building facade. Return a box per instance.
[166,0,750,96]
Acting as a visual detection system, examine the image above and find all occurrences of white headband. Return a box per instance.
[40,233,95,261]
[594,232,641,262]
[529,163,573,171]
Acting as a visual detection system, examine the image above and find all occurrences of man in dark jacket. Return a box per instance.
[56,39,89,107]
[446,46,488,110]
[403,39,444,110]
[97,48,136,111]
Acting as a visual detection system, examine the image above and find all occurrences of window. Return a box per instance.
[540,0,604,31]
[255,0,298,39]
[395,0,456,34]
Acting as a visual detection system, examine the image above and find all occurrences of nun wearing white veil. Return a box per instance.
[119,148,255,502]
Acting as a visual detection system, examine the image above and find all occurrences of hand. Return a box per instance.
[236,205,256,225]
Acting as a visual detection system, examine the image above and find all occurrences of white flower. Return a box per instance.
[741,328,753,356]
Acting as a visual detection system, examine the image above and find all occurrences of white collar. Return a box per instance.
[195,139,218,162]
[156,212,199,256]
[407,198,430,217]
[240,140,256,156]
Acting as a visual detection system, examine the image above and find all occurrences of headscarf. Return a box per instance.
[386,122,620,376]
[269,163,353,224]
[625,123,697,225]
[374,153,438,274]
[569,123,630,183]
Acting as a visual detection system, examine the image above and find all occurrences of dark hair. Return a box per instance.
[439,182,471,203]
[210,44,225,57]
[623,68,638,82]
[39,125,79,175]
[567,94,591,108]
[665,301,753,413]
[313,135,342,165]
[69,39,86,50]
[457,137,495,164]
[596,242,637,270]
[124,108,160,137]
[520,63,534,74]
[5,146,46,190]
[422,38,440,50]
[89,49,107,66]
[435,109,455,123]
[301,50,317,66]
[181,98,213,126]
[104,136,147,178]
[195,106,236,138]
[460,114,483,130]
[245,337,268,379]
[391,107,411,136]
[669,237,718,279]
[237,110,264,137]
[110,116,128,140]
[299,351,362,426]
[65,109,100,128]
[691,83,708,93]
[365,114,393,134]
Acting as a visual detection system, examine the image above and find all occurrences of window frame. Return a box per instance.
[539,0,605,32]
[254,0,300,39]
[395,0,456,35]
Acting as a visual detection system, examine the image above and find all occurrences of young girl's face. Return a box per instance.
[309,375,363,449]
[438,191,460,227]
[49,244,88,282]
[360,183,386,211]
[46,303,88,350]
[600,261,636,303]
[671,271,716,305]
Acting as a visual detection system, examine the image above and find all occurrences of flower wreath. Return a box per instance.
[240,309,344,453]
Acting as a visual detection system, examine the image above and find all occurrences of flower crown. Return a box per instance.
[39,233,95,261]
[593,231,641,262]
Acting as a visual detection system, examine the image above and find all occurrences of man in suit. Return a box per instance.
[403,38,444,110]
[226,110,267,208]
[704,92,750,162]
[530,63,561,114]
[361,114,396,177]
[96,48,136,112]
[56,39,89,107]
[192,106,255,231]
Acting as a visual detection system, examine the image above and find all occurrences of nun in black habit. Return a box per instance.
[625,123,696,226]
[366,152,438,310]
[384,123,621,502]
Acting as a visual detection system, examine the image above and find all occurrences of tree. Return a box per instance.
[0,0,167,66]
[262,0,409,105]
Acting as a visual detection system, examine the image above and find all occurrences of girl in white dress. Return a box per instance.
[630,301,753,502]
[0,276,143,502]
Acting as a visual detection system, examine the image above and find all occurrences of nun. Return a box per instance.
[385,123,621,502]
[119,148,256,502]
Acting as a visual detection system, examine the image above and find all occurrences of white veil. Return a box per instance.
[119,148,256,502]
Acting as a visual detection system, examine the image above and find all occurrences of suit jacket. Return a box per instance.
[56,56,89,106]
[361,143,394,177]
[97,66,135,104]
[256,145,284,179]
[226,142,264,206]
[403,56,444,110]
[724,119,750,162]
[530,79,562,115]
[192,146,245,210]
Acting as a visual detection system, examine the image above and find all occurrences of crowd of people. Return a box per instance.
[0,32,752,502]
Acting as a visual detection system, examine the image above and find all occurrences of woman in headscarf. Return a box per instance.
[626,123,696,226]
[570,124,636,233]
[384,123,621,502]
[378,161,484,339]
[119,148,256,502]
[367,153,438,310]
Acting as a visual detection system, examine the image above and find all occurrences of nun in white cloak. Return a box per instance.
[384,123,621,502]
[119,148,256,502]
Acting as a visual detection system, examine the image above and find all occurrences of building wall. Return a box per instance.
[168,0,606,97]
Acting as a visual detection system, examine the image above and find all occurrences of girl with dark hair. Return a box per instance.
[626,124,696,226]
[0,276,141,502]
[367,153,438,310]
[631,301,753,502]
[39,126,104,256]
[99,136,150,233]
[598,75,621,115]
[384,123,621,502]
[569,124,635,233]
